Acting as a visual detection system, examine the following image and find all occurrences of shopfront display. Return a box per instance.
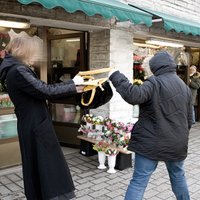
[77,114,133,171]
[0,30,21,169]
[132,39,200,121]
[1,0,200,171]
[0,93,21,169]
[48,29,88,147]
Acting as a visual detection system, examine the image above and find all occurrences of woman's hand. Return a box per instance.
[76,86,85,93]
[73,75,84,85]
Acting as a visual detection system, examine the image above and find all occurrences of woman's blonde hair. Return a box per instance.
[6,33,43,65]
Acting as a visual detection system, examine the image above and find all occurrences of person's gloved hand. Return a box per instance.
[73,75,84,85]
[108,68,118,78]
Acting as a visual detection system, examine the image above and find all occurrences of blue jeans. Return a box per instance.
[192,106,196,124]
[125,153,190,200]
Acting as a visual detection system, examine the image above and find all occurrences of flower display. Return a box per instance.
[82,114,94,123]
[92,116,104,125]
[79,114,134,151]
[133,54,144,63]
[133,64,145,81]
[93,141,109,152]
[133,53,145,82]
[78,125,90,136]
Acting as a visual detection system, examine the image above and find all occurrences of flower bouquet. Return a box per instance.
[82,114,94,129]
[92,115,104,125]
[93,141,109,152]
[93,141,109,170]
[82,114,94,123]
[105,147,118,173]
[92,115,104,131]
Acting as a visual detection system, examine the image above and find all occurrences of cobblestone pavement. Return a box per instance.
[0,123,200,200]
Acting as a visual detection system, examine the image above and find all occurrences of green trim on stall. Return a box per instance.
[17,0,152,27]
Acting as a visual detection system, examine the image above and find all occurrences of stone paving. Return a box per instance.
[0,123,200,200]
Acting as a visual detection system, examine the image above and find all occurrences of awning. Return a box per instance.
[129,4,200,36]
[17,0,152,27]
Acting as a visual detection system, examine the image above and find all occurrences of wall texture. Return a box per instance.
[89,30,110,118]
[128,0,200,22]
[89,29,134,121]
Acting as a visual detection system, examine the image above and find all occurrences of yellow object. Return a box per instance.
[78,68,112,106]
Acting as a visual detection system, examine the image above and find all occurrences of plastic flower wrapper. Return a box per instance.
[93,141,109,152]
[115,122,127,131]
[105,148,118,156]
[104,117,112,125]
[78,124,98,138]
[125,123,134,133]
[115,134,130,148]
[78,125,90,136]
[101,130,113,143]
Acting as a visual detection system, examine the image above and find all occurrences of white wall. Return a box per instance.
[109,29,134,122]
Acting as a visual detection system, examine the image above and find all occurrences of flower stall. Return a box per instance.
[77,114,134,172]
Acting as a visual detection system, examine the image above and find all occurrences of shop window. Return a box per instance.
[51,103,81,124]
[48,32,86,84]
[47,30,88,147]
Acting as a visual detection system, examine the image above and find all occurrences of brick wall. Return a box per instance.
[89,30,110,118]
[128,0,200,22]
[89,29,134,121]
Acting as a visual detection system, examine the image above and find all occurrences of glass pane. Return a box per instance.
[51,37,80,68]
[0,114,17,139]
[51,103,81,123]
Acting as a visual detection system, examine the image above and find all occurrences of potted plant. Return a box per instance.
[105,148,119,173]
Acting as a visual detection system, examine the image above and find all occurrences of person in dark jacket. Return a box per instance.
[109,51,192,200]
[189,65,200,124]
[0,35,84,200]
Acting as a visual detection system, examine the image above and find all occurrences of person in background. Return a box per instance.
[189,65,200,124]
[0,34,84,200]
[109,51,192,200]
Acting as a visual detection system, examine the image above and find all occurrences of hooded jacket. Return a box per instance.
[110,51,193,161]
[0,54,77,200]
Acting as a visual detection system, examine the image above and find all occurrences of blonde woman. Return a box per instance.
[0,34,84,200]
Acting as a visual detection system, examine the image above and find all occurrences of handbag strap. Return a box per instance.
[81,78,108,106]
[81,88,96,106]
[82,75,95,80]
[81,78,108,89]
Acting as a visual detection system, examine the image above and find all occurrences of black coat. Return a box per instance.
[0,54,77,200]
[110,51,193,161]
